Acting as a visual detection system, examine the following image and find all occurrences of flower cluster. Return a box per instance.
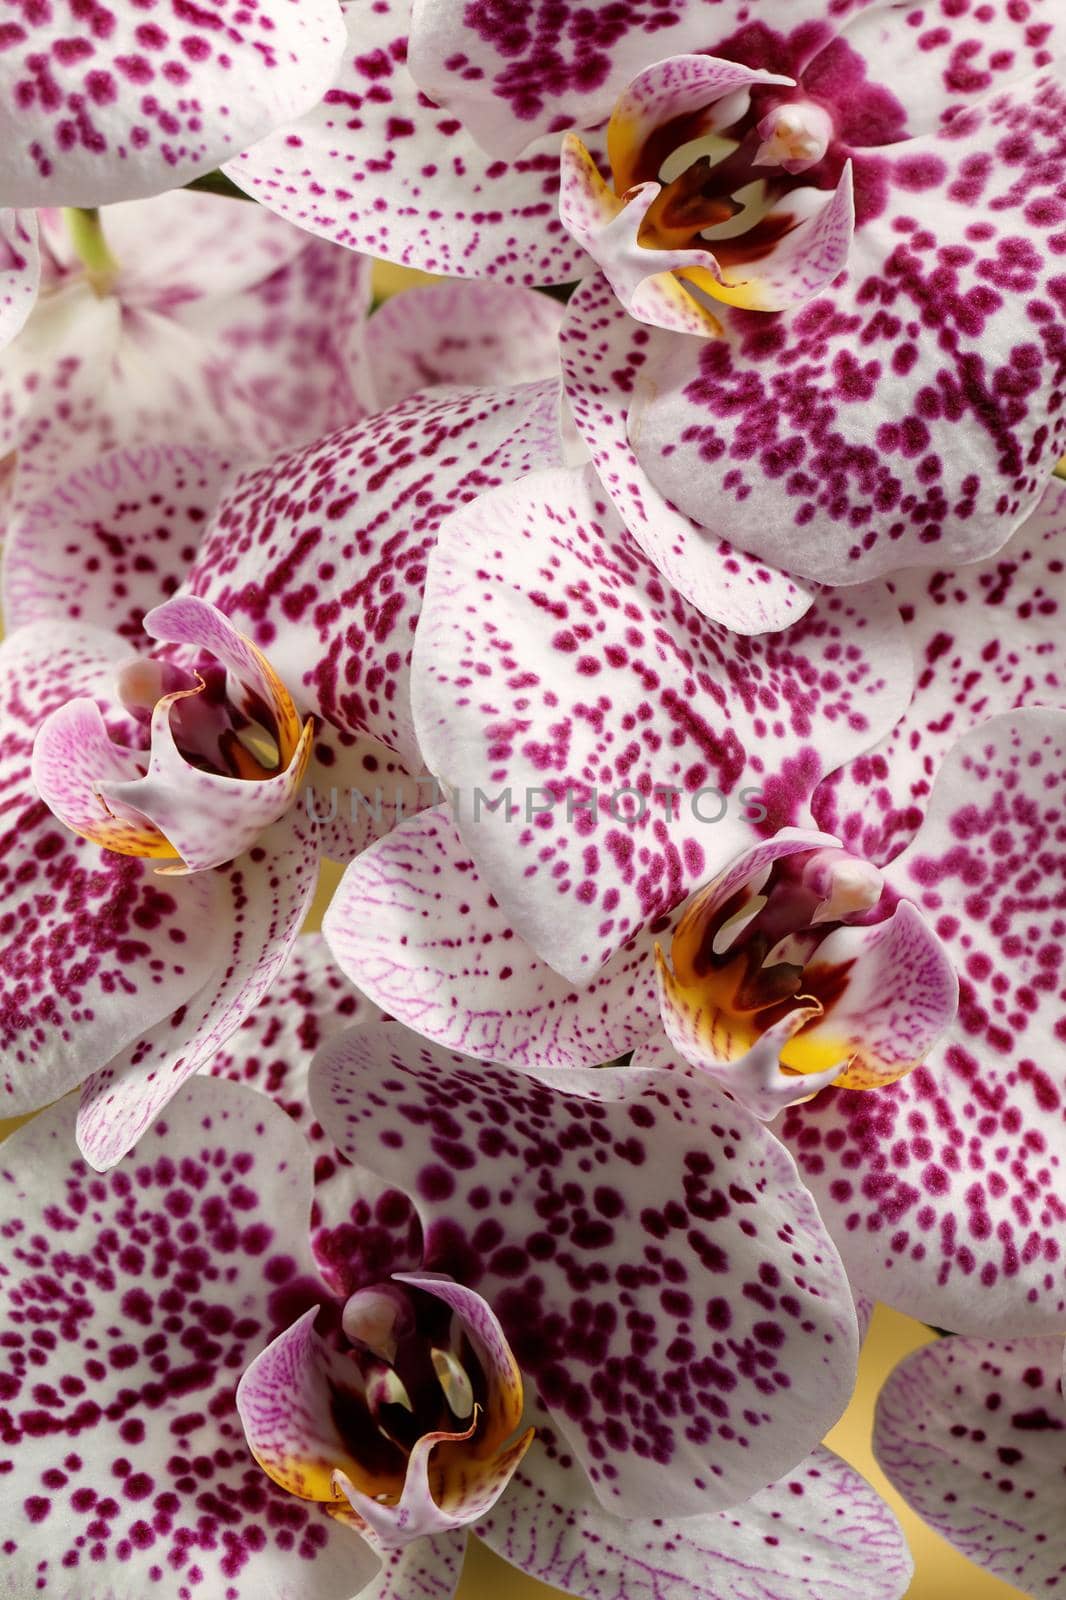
[0,4,1063,1598]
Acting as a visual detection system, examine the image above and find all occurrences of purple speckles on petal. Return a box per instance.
[310,1022,859,1519]
[1,0,347,206]
[411,461,911,981]
[780,710,1066,1336]
[0,1078,378,1598]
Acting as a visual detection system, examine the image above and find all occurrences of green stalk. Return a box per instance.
[62,207,118,293]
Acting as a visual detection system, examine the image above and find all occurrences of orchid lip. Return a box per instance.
[655,831,959,1114]
[239,1274,534,1553]
[31,596,315,873]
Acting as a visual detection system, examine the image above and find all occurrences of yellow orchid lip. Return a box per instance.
[239,1277,534,1555]
[656,840,937,1098]
[32,597,315,872]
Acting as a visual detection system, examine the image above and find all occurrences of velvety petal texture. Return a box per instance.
[226,2,587,284]
[874,1336,1066,1599]
[0,0,348,206]
[366,280,564,410]
[0,1078,380,1600]
[779,709,1066,1334]
[311,1023,860,1520]
[411,461,911,982]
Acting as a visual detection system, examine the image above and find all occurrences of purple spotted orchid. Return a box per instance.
[873,1334,1066,1598]
[0,284,564,1169]
[224,0,1065,581]
[319,463,1066,1336]
[0,920,920,1600]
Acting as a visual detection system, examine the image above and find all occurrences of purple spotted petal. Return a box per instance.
[225,3,587,285]
[814,477,1066,866]
[634,76,1066,585]
[407,0,843,156]
[560,274,814,632]
[311,1023,859,1519]
[77,806,319,1170]
[779,709,1066,1334]
[0,1076,380,1600]
[874,1336,1066,1598]
[322,804,662,1067]
[1,0,347,207]
[0,623,220,1117]
[184,379,563,771]
[366,281,564,409]
[3,442,238,641]
[411,461,911,982]
[836,2,1063,133]
[478,1428,912,1600]
[0,208,39,350]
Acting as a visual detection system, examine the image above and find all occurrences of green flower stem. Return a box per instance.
[62,207,119,293]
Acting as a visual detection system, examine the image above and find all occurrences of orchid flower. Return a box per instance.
[873,1334,1066,1598]
[0,1,346,209]
[223,1,1065,578]
[0,950,916,1600]
[0,194,374,534]
[319,463,1065,1336]
[773,488,1066,1337]
[0,291,564,1169]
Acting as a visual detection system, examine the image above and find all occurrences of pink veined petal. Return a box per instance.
[0,209,39,351]
[477,1426,912,1600]
[779,708,1066,1335]
[559,273,814,632]
[0,0,348,208]
[310,1023,859,1519]
[225,2,588,286]
[184,379,564,772]
[411,461,911,982]
[873,1336,1066,1599]
[0,1077,380,1600]
[3,442,239,639]
[407,0,856,157]
[633,75,1066,586]
[0,622,222,1117]
[813,477,1066,866]
[358,1530,467,1600]
[322,803,662,1068]
[76,805,319,1170]
[366,281,564,410]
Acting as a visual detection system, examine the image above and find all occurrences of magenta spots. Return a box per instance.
[1,0,345,207]
[313,1021,858,1519]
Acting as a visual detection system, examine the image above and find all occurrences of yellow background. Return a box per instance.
[0,262,1025,1600]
